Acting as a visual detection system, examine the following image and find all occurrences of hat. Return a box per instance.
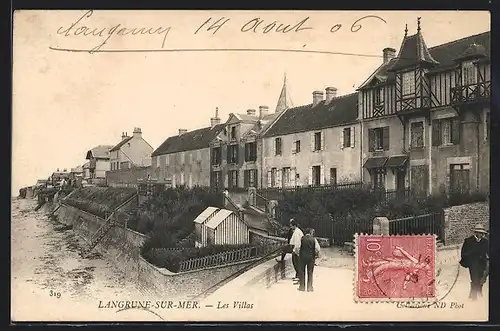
[473,224,488,234]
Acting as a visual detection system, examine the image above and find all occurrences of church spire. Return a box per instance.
[275,73,293,114]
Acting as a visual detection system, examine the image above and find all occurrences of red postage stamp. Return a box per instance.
[355,234,436,302]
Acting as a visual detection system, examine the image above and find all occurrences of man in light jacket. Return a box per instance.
[290,219,304,284]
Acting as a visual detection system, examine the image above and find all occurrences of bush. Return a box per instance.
[141,243,258,272]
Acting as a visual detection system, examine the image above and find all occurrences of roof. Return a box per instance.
[389,31,439,71]
[275,74,294,113]
[193,207,219,224]
[262,93,359,138]
[82,161,90,169]
[205,209,235,229]
[152,124,225,156]
[110,136,133,152]
[363,157,388,169]
[358,31,490,89]
[86,145,112,159]
[233,113,260,122]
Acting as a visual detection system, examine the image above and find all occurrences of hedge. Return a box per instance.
[141,243,257,272]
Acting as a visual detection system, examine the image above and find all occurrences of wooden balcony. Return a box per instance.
[451,81,491,107]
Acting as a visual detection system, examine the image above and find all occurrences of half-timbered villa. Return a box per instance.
[357,19,490,196]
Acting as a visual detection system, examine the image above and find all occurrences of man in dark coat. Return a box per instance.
[279,220,295,262]
[460,223,489,300]
[297,228,321,292]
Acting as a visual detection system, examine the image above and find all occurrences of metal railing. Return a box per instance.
[179,244,282,273]
[389,212,444,241]
[257,182,363,201]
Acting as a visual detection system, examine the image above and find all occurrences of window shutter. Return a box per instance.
[277,170,282,188]
[368,129,375,152]
[432,120,441,146]
[351,127,355,147]
[291,168,297,187]
[238,145,244,165]
[267,170,272,188]
[320,165,325,185]
[321,131,325,151]
[308,167,313,185]
[226,145,230,162]
[311,133,315,152]
[244,170,249,188]
[423,165,429,195]
[383,126,390,151]
[273,139,277,156]
[451,118,461,145]
[244,144,249,162]
[340,129,345,149]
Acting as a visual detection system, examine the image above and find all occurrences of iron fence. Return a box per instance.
[257,182,363,201]
[389,212,444,241]
[178,243,282,272]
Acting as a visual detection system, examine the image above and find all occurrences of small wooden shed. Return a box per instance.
[204,209,249,246]
[193,206,220,247]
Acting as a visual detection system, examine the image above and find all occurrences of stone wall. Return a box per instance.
[137,256,258,299]
[443,202,489,245]
[56,204,148,279]
[106,166,151,188]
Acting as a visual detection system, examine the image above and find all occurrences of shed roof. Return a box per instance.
[205,209,234,229]
[193,207,219,224]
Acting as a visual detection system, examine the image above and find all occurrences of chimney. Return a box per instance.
[383,47,396,64]
[179,129,188,136]
[325,87,338,103]
[121,132,128,140]
[57,168,60,172]
[247,109,257,116]
[210,107,221,128]
[259,105,269,119]
[63,168,67,172]
[133,127,142,138]
[312,91,324,106]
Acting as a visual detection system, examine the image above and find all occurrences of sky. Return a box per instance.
[12,10,490,195]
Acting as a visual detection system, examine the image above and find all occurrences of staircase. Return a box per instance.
[126,199,148,218]
[83,193,138,255]
[83,212,115,255]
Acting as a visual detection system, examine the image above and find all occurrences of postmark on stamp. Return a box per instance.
[354,234,436,302]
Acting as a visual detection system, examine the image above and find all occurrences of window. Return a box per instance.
[197,150,202,161]
[244,169,258,188]
[228,170,239,189]
[410,121,424,149]
[374,87,384,105]
[230,126,237,140]
[293,140,301,154]
[432,118,460,146]
[462,61,477,85]
[212,147,222,165]
[450,164,470,194]
[410,165,428,197]
[330,168,337,185]
[312,166,321,186]
[274,138,282,156]
[211,171,222,189]
[180,172,185,185]
[314,132,322,151]
[227,144,238,164]
[245,142,257,162]
[372,169,386,190]
[369,127,389,151]
[343,128,352,148]
[165,155,169,166]
[271,168,277,187]
[180,152,185,164]
[402,71,416,96]
[282,167,291,187]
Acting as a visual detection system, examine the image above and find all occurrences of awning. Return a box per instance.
[363,157,388,169]
[386,156,409,168]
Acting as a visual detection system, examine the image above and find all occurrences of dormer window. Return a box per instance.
[230,126,237,140]
[402,71,416,96]
[462,60,477,85]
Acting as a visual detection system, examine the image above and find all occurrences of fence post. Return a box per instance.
[373,217,389,235]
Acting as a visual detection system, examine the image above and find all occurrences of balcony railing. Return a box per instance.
[451,81,491,105]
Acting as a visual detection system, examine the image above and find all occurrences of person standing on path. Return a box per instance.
[289,219,304,284]
[460,223,489,300]
[278,219,295,262]
[297,228,321,292]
